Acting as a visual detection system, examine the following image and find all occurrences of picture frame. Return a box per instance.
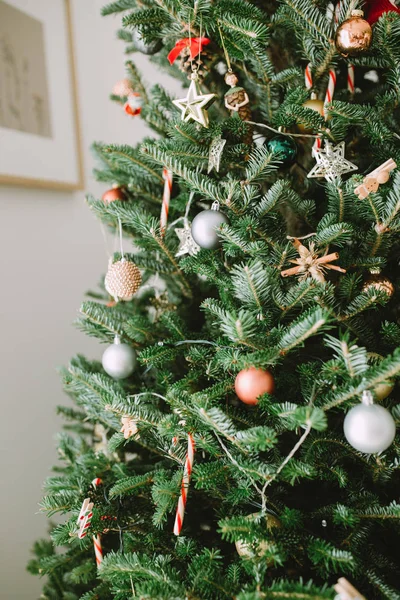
[0,0,84,190]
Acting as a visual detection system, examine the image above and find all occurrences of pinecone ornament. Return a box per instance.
[178,46,210,80]
[224,71,253,144]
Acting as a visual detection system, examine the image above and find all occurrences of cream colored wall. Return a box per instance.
[0,2,179,597]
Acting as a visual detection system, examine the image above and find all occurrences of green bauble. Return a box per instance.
[266,135,297,165]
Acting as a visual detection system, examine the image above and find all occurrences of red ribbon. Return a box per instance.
[168,37,210,65]
[365,0,400,23]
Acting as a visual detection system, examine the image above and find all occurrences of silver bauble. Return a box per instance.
[191,209,229,250]
[132,30,162,55]
[102,339,137,380]
[344,392,396,453]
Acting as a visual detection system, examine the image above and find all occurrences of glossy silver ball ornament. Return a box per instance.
[191,204,229,249]
[343,390,396,454]
[102,336,137,380]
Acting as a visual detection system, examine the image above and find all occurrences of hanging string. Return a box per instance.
[118,217,124,260]
[217,24,232,72]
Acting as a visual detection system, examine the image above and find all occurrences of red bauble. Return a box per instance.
[124,92,143,117]
[235,367,275,405]
[365,0,400,24]
[102,187,126,204]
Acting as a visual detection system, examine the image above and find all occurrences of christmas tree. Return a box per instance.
[28,1,400,598]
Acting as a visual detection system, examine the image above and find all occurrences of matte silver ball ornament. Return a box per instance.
[191,203,229,249]
[102,336,137,380]
[132,29,163,55]
[343,390,396,454]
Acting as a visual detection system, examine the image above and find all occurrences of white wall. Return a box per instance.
[0,2,179,597]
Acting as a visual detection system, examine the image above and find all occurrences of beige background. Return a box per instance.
[0,1,180,597]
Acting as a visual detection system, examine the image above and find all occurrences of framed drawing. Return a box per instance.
[0,0,84,190]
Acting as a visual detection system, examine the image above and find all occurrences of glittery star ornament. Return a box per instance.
[208,135,227,173]
[175,224,200,257]
[307,141,358,182]
[281,238,346,282]
[172,72,216,128]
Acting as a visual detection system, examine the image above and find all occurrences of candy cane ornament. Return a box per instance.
[160,168,173,236]
[324,68,336,119]
[304,65,322,153]
[347,64,355,94]
[77,478,104,566]
[173,433,195,536]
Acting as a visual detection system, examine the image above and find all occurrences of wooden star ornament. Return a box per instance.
[172,72,216,128]
[281,238,346,282]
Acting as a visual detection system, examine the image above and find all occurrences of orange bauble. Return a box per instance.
[102,187,126,204]
[235,367,275,405]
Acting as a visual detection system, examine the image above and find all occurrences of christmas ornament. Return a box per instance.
[120,416,139,439]
[102,336,137,380]
[334,578,366,600]
[354,158,397,199]
[168,37,211,65]
[307,141,358,182]
[281,238,346,282]
[102,187,126,204]
[172,71,216,128]
[173,433,195,535]
[374,380,395,401]
[266,135,297,166]
[175,223,200,257]
[362,273,394,298]
[105,258,142,302]
[298,94,325,133]
[77,478,104,566]
[132,29,162,55]
[335,10,372,57]
[160,167,172,236]
[112,78,133,97]
[365,0,400,24]
[224,71,253,144]
[124,93,143,117]
[190,202,229,249]
[343,390,396,453]
[235,512,281,559]
[208,135,227,173]
[367,353,395,401]
[235,367,275,405]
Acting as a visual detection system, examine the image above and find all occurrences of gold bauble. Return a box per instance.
[335,10,372,57]
[235,512,281,560]
[367,353,395,401]
[297,98,325,133]
[105,258,142,302]
[362,274,394,298]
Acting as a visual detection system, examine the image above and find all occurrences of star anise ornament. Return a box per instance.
[281,238,346,282]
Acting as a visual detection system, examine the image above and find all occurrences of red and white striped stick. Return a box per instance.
[305,63,313,90]
[173,433,195,536]
[347,64,355,94]
[93,534,103,567]
[324,68,336,119]
[305,65,322,153]
[91,478,103,567]
[160,168,173,236]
